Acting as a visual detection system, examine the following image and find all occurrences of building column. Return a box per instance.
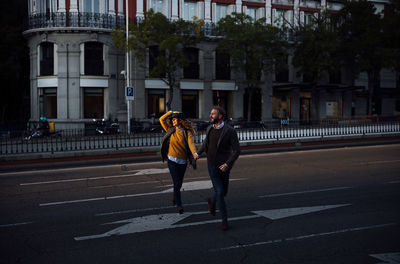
[236,0,242,13]
[290,88,300,120]
[171,0,179,19]
[29,44,39,121]
[137,0,144,17]
[204,0,211,23]
[343,90,352,118]
[261,73,273,121]
[132,51,146,119]
[293,0,300,27]
[201,48,214,119]
[265,0,272,24]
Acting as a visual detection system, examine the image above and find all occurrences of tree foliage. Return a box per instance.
[292,12,340,85]
[112,10,201,110]
[216,13,289,121]
[335,0,386,115]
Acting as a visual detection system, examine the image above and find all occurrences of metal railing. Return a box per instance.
[27,12,125,30]
[1,122,399,156]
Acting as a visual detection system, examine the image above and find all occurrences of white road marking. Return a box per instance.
[259,187,352,198]
[387,180,400,184]
[74,204,349,241]
[0,221,33,228]
[252,204,350,220]
[361,160,400,165]
[39,179,246,207]
[370,252,400,264]
[96,202,208,217]
[214,223,397,252]
[20,168,170,186]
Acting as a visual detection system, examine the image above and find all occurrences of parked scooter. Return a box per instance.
[24,117,62,140]
[94,118,120,135]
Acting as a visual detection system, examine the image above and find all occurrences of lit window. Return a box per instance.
[147,90,165,118]
[40,88,57,118]
[84,88,104,118]
[182,90,198,118]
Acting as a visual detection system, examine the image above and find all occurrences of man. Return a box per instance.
[194,106,240,230]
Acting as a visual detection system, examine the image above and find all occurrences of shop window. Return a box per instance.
[183,48,199,79]
[215,51,230,80]
[85,42,104,76]
[39,88,57,118]
[40,42,54,76]
[182,90,198,118]
[147,89,165,118]
[84,88,104,118]
[272,96,289,119]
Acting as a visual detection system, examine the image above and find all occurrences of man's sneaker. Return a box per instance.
[207,198,216,216]
[178,206,184,214]
[221,220,229,231]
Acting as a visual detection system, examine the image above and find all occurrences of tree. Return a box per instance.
[112,10,201,110]
[335,0,385,115]
[382,0,400,88]
[292,12,340,120]
[217,13,288,121]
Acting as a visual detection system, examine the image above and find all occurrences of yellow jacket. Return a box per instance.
[159,111,197,160]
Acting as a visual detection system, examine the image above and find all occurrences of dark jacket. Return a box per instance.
[197,123,240,169]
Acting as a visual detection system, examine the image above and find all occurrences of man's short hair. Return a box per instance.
[212,106,226,119]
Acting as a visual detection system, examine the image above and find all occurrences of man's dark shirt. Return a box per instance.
[207,127,223,166]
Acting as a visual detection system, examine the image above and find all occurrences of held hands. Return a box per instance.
[219,163,229,172]
[193,153,199,160]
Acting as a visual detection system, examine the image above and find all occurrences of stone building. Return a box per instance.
[23,0,398,131]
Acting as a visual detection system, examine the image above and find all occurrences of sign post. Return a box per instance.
[125,0,131,134]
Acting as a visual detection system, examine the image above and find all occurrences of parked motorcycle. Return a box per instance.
[94,118,120,135]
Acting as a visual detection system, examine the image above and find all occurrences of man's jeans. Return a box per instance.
[168,160,187,207]
[208,164,230,222]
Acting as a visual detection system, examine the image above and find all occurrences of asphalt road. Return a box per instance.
[0,144,399,264]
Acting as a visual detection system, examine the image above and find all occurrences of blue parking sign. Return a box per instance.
[126,86,134,100]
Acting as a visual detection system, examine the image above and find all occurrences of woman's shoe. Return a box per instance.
[178,206,184,214]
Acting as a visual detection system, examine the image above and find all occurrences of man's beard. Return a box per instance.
[210,116,220,124]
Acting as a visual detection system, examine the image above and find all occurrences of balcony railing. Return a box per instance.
[27,12,125,30]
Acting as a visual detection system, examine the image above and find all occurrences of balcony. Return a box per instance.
[26,12,125,31]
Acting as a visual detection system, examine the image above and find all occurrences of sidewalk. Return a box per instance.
[1,133,399,172]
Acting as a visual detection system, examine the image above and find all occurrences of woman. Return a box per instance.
[160,111,197,214]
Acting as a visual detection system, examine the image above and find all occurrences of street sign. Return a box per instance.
[126,86,134,101]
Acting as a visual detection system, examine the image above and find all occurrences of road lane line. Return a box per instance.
[259,187,352,198]
[0,221,33,228]
[20,168,170,186]
[39,179,221,206]
[96,202,208,216]
[213,223,397,252]
[387,180,400,184]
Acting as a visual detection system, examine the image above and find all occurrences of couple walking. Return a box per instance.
[160,106,240,231]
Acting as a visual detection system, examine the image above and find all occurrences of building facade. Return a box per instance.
[23,0,399,131]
